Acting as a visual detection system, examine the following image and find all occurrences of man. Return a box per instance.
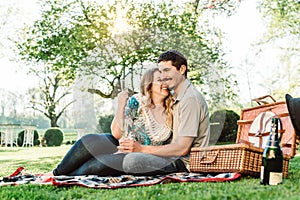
[120,49,210,173]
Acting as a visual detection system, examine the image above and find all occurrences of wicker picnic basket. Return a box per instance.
[190,95,298,178]
[190,143,290,178]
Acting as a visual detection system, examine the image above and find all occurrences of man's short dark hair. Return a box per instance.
[158,50,188,77]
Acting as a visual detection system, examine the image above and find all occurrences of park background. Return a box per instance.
[0,1,300,199]
[0,0,299,144]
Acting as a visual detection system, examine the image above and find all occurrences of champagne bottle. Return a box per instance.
[260,117,283,185]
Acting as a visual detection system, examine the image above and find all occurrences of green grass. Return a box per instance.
[1,146,300,200]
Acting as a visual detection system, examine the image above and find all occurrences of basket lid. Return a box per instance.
[236,100,298,158]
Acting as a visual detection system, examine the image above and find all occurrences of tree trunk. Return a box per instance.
[50,117,59,127]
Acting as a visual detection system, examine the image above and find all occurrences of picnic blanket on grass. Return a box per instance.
[0,167,242,189]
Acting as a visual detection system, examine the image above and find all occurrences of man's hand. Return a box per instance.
[118,136,194,157]
[118,138,143,153]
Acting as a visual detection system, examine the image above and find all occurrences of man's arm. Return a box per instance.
[118,136,194,157]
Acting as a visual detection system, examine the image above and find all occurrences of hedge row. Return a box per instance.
[0,127,64,147]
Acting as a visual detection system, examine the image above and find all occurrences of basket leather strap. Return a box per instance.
[252,95,276,105]
[199,150,219,164]
[248,133,270,137]
[282,143,292,147]
[277,113,290,117]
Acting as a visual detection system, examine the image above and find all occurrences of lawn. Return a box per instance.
[1,145,300,200]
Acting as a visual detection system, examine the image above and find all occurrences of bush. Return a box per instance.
[97,114,114,133]
[44,127,64,146]
[17,130,40,146]
[210,109,240,144]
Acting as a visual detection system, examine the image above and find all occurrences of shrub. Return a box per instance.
[17,129,40,146]
[44,127,64,146]
[97,114,114,133]
[210,109,240,144]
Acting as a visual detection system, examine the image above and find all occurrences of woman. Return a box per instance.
[111,68,173,145]
[50,68,174,176]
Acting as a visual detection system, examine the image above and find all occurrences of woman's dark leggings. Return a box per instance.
[53,133,188,176]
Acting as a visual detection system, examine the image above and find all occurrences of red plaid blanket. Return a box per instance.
[0,167,241,189]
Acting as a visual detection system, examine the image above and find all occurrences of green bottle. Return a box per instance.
[260,117,283,185]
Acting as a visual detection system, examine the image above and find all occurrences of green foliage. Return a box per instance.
[17,129,40,146]
[97,114,114,133]
[17,0,101,80]
[17,0,238,107]
[44,127,64,146]
[256,0,300,98]
[210,109,240,143]
[259,0,300,36]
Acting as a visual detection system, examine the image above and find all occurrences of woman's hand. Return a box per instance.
[117,91,129,109]
[118,138,142,153]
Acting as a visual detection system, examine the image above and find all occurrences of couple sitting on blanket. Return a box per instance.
[49,50,210,177]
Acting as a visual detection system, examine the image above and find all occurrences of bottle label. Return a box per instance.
[269,172,282,185]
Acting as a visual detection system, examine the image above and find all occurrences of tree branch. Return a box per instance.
[87,88,113,98]
[28,106,50,118]
[56,99,76,120]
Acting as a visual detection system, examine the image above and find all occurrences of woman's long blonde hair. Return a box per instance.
[139,68,173,129]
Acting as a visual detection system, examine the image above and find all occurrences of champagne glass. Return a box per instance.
[119,77,134,140]
[115,78,133,154]
[119,78,128,139]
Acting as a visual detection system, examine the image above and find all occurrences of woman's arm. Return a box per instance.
[111,91,129,140]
